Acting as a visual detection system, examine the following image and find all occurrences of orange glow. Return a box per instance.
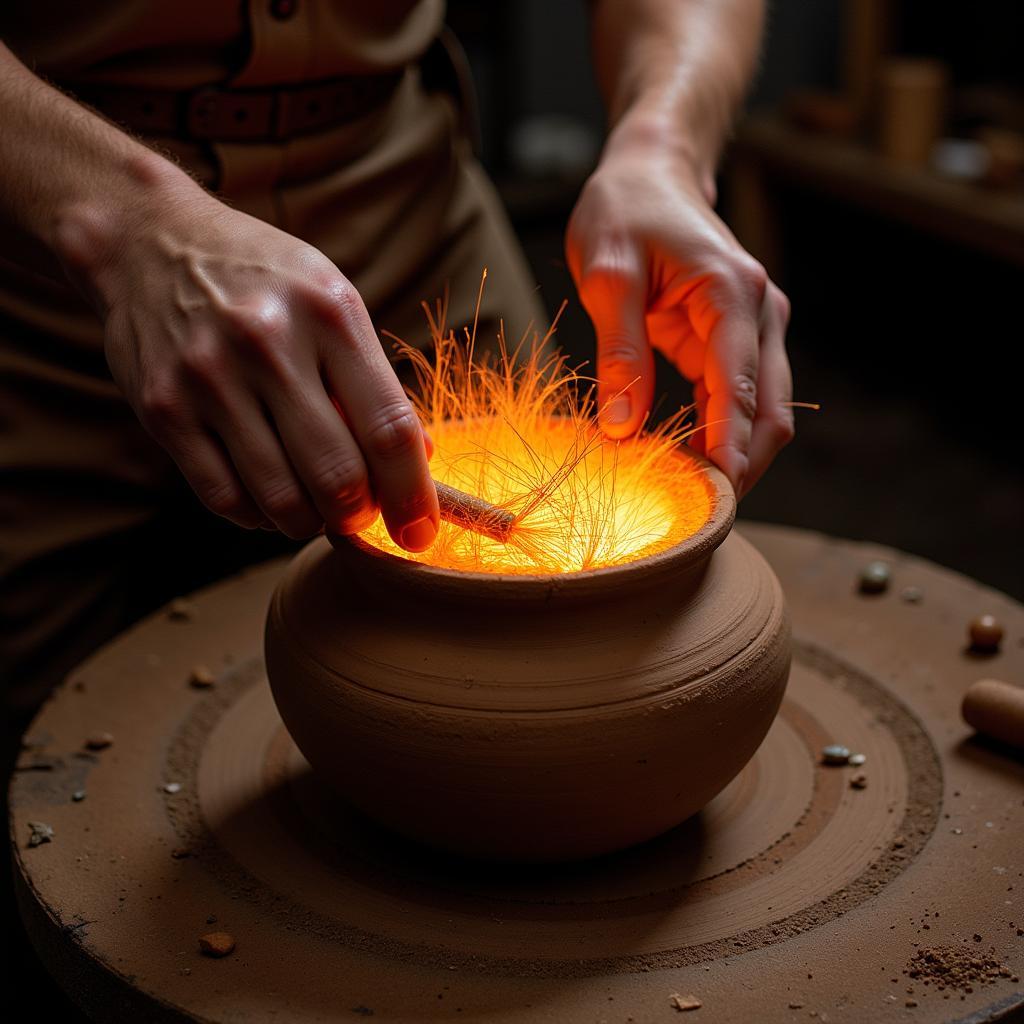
[360,283,715,574]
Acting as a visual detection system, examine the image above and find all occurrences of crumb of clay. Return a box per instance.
[907,945,1012,993]
[850,772,868,789]
[906,999,918,1007]
[670,993,702,1012]
[27,821,54,847]
[859,561,890,594]
[71,790,86,802]
[893,836,906,848]
[821,745,850,765]
[84,732,114,750]
[198,931,235,957]
[168,598,195,621]
[189,665,216,689]
[171,847,191,860]
[789,1001,804,1009]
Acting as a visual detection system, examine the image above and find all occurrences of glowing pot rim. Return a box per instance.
[327,449,736,605]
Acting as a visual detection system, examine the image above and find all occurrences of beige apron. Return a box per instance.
[0,0,545,720]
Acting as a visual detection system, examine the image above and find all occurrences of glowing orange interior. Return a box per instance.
[360,295,715,575]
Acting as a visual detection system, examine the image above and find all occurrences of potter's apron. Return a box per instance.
[0,0,545,725]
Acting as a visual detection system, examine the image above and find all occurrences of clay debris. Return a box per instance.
[189,665,217,688]
[670,993,702,1011]
[168,598,196,621]
[198,931,235,957]
[84,732,114,750]
[907,945,1017,991]
[27,821,54,847]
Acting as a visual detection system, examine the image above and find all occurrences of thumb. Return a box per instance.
[576,255,655,439]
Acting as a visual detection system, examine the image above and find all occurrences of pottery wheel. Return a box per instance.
[11,524,1023,1023]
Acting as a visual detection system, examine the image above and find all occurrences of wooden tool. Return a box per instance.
[434,479,515,543]
[962,678,1024,750]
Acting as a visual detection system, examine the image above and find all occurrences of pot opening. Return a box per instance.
[358,285,722,576]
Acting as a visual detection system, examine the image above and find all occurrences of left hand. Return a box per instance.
[566,135,794,499]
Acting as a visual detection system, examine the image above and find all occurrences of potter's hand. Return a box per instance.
[56,156,438,549]
[566,143,793,499]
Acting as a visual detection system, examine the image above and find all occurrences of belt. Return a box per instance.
[68,72,405,144]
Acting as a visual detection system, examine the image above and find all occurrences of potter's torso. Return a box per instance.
[0,0,446,86]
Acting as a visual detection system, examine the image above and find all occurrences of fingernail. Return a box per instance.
[400,516,437,552]
[604,394,631,426]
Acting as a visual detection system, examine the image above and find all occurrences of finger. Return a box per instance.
[261,375,378,536]
[646,308,708,456]
[646,308,703,382]
[314,286,439,551]
[743,286,794,497]
[208,397,322,540]
[163,428,264,529]
[689,379,708,457]
[576,252,655,439]
[132,374,265,529]
[702,306,760,496]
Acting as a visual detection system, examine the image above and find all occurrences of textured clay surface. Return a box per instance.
[266,487,789,861]
[9,523,1024,1023]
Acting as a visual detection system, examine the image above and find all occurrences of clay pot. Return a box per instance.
[265,457,791,862]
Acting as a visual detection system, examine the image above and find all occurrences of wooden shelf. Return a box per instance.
[730,114,1024,267]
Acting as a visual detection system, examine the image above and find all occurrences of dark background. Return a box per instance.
[450,0,1024,600]
[8,3,1024,1018]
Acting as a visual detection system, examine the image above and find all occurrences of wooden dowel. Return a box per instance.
[434,480,515,543]
[962,679,1024,750]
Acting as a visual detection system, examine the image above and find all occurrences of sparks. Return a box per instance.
[361,282,716,574]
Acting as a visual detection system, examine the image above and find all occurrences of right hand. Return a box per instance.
[55,161,439,550]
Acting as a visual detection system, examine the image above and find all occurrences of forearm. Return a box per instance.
[589,0,765,188]
[0,41,203,298]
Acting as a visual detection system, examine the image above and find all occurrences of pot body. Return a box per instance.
[265,531,790,862]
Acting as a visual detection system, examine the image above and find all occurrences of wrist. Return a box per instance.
[51,149,206,312]
[602,100,718,205]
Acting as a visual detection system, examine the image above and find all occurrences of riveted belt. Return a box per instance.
[67,72,404,144]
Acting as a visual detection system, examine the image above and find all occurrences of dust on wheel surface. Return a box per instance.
[10,524,1024,1023]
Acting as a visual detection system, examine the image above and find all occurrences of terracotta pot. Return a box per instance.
[265,457,791,862]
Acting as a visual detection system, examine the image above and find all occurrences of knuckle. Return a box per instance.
[363,405,421,461]
[311,452,369,507]
[179,338,225,387]
[229,303,289,351]
[137,378,184,434]
[598,333,642,376]
[201,478,248,521]
[311,277,364,333]
[719,256,768,307]
[733,371,759,421]
[258,478,308,523]
[767,409,796,448]
[578,258,641,300]
[773,288,791,324]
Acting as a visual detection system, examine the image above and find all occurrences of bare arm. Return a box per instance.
[591,0,764,199]
[568,0,793,497]
[0,41,439,549]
